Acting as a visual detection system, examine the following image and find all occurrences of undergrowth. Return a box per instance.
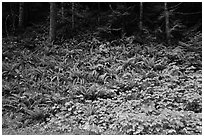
[2,30,202,135]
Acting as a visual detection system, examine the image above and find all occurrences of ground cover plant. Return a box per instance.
[2,2,202,135]
[2,30,202,135]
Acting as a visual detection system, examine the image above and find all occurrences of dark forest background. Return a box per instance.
[2,2,202,42]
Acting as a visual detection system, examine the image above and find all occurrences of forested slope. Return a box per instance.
[2,2,202,135]
[2,29,202,135]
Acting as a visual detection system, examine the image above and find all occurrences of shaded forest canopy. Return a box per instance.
[2,2,202,41]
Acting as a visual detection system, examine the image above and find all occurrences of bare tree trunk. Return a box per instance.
[24,3,30,28]
[72,2,75,30]
[5,15,10,37]
[10,3,16,35]
[97,3,100,25]
[49,2,57,43]
[18,2,24,28]
[139,2,143,32]
[61,2,65,20]
[164,2,170,44]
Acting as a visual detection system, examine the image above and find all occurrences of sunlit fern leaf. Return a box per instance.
[92,63,104,70]
[23,107,47,121]
[98,72,107,79]
[172,46,184,59]
[7,94,21,100]
[115,65,123,74]
[27,67,43,77]
[119,57,136,71]
[142,57,156,69]
[167,65,182,76]
[79,78,85,85]
[18,102,29,110]
[3,104,18,111]
[88,83,99,93]
[2,98,19,111]
[69,68,84,82]
[2,98,12,105]
[2,84,12,96]
[98,73,111,84]
[78,85,87,95]
[2,62,12,72]
[83,62,93,71]
[145,45,157,56]
[153,64,166,71]
[122,72,133,79]
[85,104,98,116]
[159,63,180,79]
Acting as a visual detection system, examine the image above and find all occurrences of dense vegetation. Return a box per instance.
[2,2,202,135]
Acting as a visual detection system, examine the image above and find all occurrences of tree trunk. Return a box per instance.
[61,2,65,20]
[18,2,24,28]
[164,2,170,44]
[49,2,57,43]
[97,3,100,25]
[72,3,75,30]
[24,3,30,27]
[10,3,16,35]
[139,2,143,32]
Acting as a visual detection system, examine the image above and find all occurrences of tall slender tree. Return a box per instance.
[139,2,143,32]
[61,2,65,20]
[49,2,57,43]
[10,3,16,35]
[72,2,75,30]
[97,3,101,25]
[18,2,24,28]
[164,2,170,44]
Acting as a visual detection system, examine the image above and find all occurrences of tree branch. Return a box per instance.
[174,11,201,15]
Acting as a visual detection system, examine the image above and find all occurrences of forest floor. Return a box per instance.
[2,29,202,135]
